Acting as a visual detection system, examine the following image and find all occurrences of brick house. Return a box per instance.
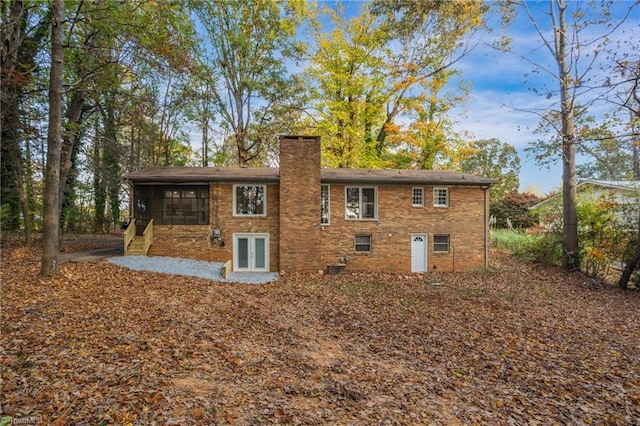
[123,135,497,273]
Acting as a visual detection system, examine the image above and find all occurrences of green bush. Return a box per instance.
[491,229,534,251]
[490,192,541,229]
[492,230,562,266]
[525,232,563,265]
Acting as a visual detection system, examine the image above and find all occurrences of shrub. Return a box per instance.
[490,192,541,229]
[492,229,562,266]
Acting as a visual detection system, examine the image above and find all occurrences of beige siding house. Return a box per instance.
[123,136,497,274]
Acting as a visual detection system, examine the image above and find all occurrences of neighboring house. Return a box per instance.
[123,136,497,274]
[530,180,640,226]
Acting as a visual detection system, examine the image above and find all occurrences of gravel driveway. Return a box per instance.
[109,255,278,284]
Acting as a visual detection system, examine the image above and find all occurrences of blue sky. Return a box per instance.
[315,1,638,194]
[445,1,639,194]
[192,1,638,195]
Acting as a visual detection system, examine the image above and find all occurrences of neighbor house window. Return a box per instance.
[234,185,266,216]
[345,187,377,220]
[433,234,450,252]
[354,235,372,252]
[412,187,424,207]
[433,188,449,207]
[321,184,330,225]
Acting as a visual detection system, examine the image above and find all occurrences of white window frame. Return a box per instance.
[321,184,330,225]
[345,186,377,220]
[354,234,372,253]
[412,187,424,207]
[433,187,449,208]
[233,184,266,217]
[433,234,450,253]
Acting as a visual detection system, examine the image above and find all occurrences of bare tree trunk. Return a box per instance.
[40,0,64,276]
[618,209,640,289]
[93,130,106,233]
[58,89,85,242]
[631,109,639,180]
[13,150,32,246]
[202,82,210,167]
[1,0,26,232]
[159,75,172,166]
[555,0,580,270]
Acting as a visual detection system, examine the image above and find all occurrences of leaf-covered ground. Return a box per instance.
[1,245,639,425]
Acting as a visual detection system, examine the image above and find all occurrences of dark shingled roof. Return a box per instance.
[124,167,280,183]
[320,168,497,185]
[124,166,498,186]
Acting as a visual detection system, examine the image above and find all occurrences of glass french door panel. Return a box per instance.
[254,237,266,269]
[238,237,249,269]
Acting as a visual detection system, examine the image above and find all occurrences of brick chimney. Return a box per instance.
[278,135,322,273]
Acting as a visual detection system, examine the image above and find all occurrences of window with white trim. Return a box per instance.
[354,235,372,252]
[433,234,450,252]
[321,184,330,225]
[433,188,449,207]
[345,187,377,220]
[233,185,266,216]
[412,187,424,207]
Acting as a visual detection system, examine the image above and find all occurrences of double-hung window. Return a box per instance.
[345,187,377,220]
[321,184,330,225]
[412,187,424,207]
[433,188,449,207]
[234,185,266,216]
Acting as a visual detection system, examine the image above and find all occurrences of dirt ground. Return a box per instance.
[1,244,639,425]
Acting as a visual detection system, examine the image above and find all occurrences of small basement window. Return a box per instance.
[433,234,450,253]
[354,235,372,253]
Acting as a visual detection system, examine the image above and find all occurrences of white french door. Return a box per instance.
[233,233,269,272]
[411,234,428,273]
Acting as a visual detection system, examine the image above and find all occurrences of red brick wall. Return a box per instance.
[278,135,323,273]
[148,181,489,273]
[148,182,281,271]
[145,136,489,274]
[318,184,489,272]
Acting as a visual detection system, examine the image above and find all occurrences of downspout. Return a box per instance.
[484,186,489,269]
[210,179,222,244]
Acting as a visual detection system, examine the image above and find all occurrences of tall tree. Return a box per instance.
[528,111,637,181]
[609,56,640,179]
[460,138,521,200]
[306,6,388,168]
[58,0,197,231]
[1,1,49,242]
[306,0,488,169]
[40,0,64,276]
[506,0,638,270]
[548,0,578,270]
[192,0,307,166]
[370,0,488,155]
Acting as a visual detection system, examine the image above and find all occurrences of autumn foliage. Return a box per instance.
[1,246,639,424]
